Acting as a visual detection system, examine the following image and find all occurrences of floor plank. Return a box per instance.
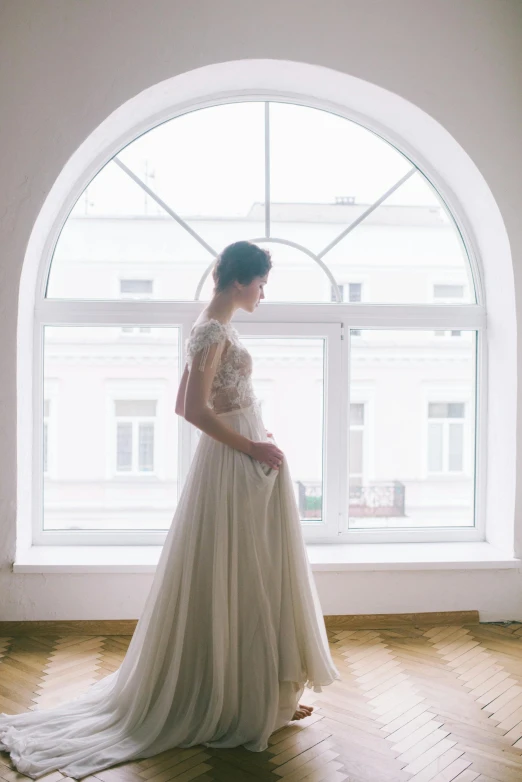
[2,624,522,779]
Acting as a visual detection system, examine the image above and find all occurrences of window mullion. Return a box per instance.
[338,322,350,536]
[36,299,486,328]
[264,102,270,239]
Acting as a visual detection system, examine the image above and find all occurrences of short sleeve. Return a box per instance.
[185,320,228,372]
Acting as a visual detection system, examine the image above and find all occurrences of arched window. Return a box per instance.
[35,99,485,546]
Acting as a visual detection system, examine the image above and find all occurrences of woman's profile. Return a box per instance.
[0,240,340,779]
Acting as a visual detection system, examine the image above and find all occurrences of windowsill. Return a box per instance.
[12,542,522,573]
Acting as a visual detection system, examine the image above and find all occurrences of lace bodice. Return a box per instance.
[185,319,258,414]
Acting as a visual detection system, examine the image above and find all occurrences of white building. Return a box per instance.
[43,201,475,533]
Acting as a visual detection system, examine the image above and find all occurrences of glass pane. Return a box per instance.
[46,100,476,306]
[117,423,133,471]
[243,335,325,522]
[448,423,464,471]
[47,196,216,300]
[428,423,443,471]
[42,326,180,530]
[349,329,476,529]
[329,172,473,305]
[118,102,265,220]
[47,103,265,301]
[269,102,413,253]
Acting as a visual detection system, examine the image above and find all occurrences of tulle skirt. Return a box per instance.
[0,400,340,779]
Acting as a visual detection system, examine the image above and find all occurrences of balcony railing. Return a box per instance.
[296,481,323,519]
[297,480,406,519]
[349,481,406,517]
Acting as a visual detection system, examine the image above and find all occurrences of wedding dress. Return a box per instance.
[0,318,340,779]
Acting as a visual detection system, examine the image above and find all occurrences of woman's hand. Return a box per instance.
[249,440,284,470]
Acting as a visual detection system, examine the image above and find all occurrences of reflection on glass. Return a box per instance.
[349,329,477,529]
[43,326,180,531]
[243,336,325,522]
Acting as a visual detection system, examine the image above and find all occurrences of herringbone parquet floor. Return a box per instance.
[2,623,522,781]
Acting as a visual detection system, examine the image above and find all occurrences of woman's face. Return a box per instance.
[238,274,269,312]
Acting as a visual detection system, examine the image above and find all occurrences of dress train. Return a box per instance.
[0,400,340,779]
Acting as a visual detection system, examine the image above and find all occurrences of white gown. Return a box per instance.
[0,318,340,779]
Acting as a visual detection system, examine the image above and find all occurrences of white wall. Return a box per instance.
[1,0,522,621]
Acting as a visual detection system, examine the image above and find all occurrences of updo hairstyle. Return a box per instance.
[212,241,272,293]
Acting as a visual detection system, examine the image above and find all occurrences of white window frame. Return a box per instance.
[23,80,500,549]
[15,62,516,565]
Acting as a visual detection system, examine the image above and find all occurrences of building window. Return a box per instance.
[332,282,363,335]
[115,400,156,473]
[434,284,465,298]
[428,402,465,473]
[433,284,465,337]
[120,280,153,334]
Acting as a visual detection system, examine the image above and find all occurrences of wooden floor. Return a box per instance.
[2,623,522,781]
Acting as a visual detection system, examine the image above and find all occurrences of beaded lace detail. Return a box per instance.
[185,319,258,414]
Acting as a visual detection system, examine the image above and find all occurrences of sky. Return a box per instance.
[71,101,445,219]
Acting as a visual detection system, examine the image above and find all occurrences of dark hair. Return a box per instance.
[212,241,272,293]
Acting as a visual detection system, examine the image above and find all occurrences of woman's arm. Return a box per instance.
[175,364,189,417]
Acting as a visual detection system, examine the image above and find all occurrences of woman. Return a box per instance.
[0,241,340,779]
